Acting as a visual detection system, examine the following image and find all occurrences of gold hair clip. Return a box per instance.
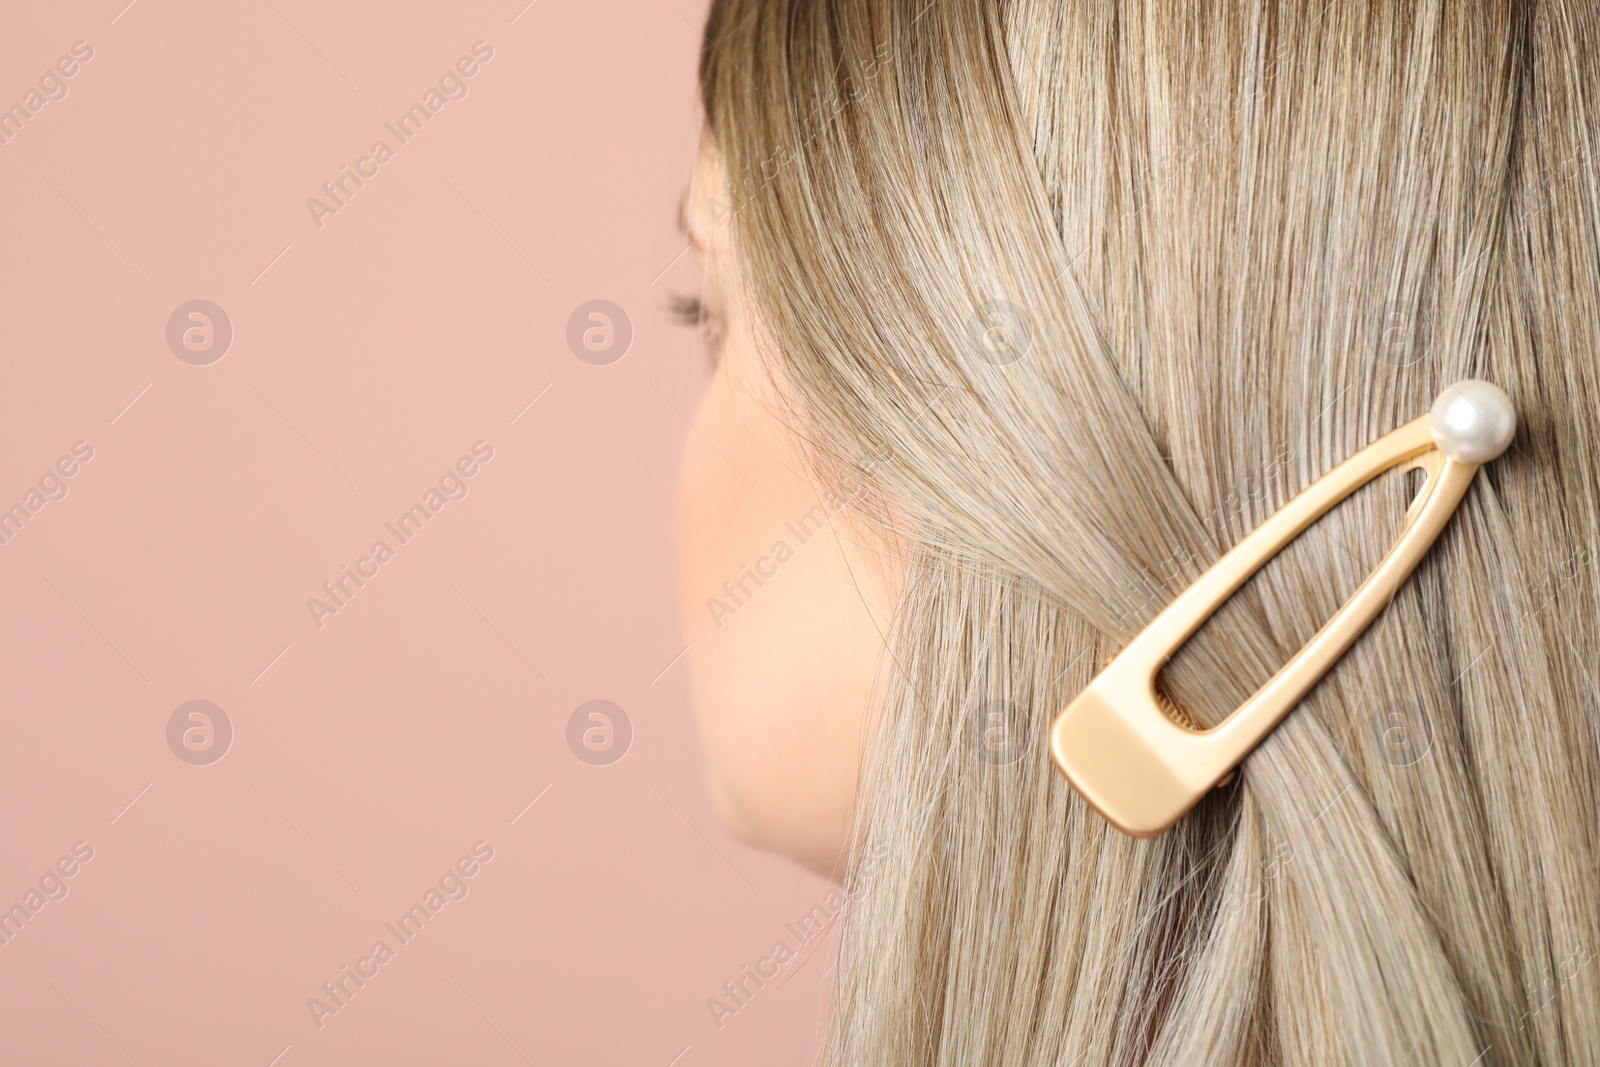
[1049,381,1517,837]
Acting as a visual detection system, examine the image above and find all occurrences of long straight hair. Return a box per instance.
[699,2,1600,1063]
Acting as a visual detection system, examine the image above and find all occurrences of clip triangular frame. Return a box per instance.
[1049,414,1480,837]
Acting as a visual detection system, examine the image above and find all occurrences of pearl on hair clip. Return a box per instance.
[1429,380,1516,464]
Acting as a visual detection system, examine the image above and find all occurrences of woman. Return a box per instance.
[674,1,1600,1063]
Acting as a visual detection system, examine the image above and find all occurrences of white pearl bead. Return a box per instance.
[1429,379,1516,464]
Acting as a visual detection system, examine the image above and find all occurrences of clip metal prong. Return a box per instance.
[1049,381,1515,837]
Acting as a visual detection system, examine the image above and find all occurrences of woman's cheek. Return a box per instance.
[675,345,893,874]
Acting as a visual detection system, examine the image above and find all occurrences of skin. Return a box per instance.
[674,140,899,877]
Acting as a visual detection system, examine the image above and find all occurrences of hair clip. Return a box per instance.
[1049,380,1517,837]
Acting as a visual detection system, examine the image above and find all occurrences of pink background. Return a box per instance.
[0,2,840,1064]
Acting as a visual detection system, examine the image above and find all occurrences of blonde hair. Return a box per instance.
[699,1,1600,1063]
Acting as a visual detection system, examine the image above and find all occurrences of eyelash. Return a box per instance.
[668,293,724,367]
[669,293,705,326]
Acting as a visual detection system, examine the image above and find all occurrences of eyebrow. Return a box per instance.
[678,190,705,251]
